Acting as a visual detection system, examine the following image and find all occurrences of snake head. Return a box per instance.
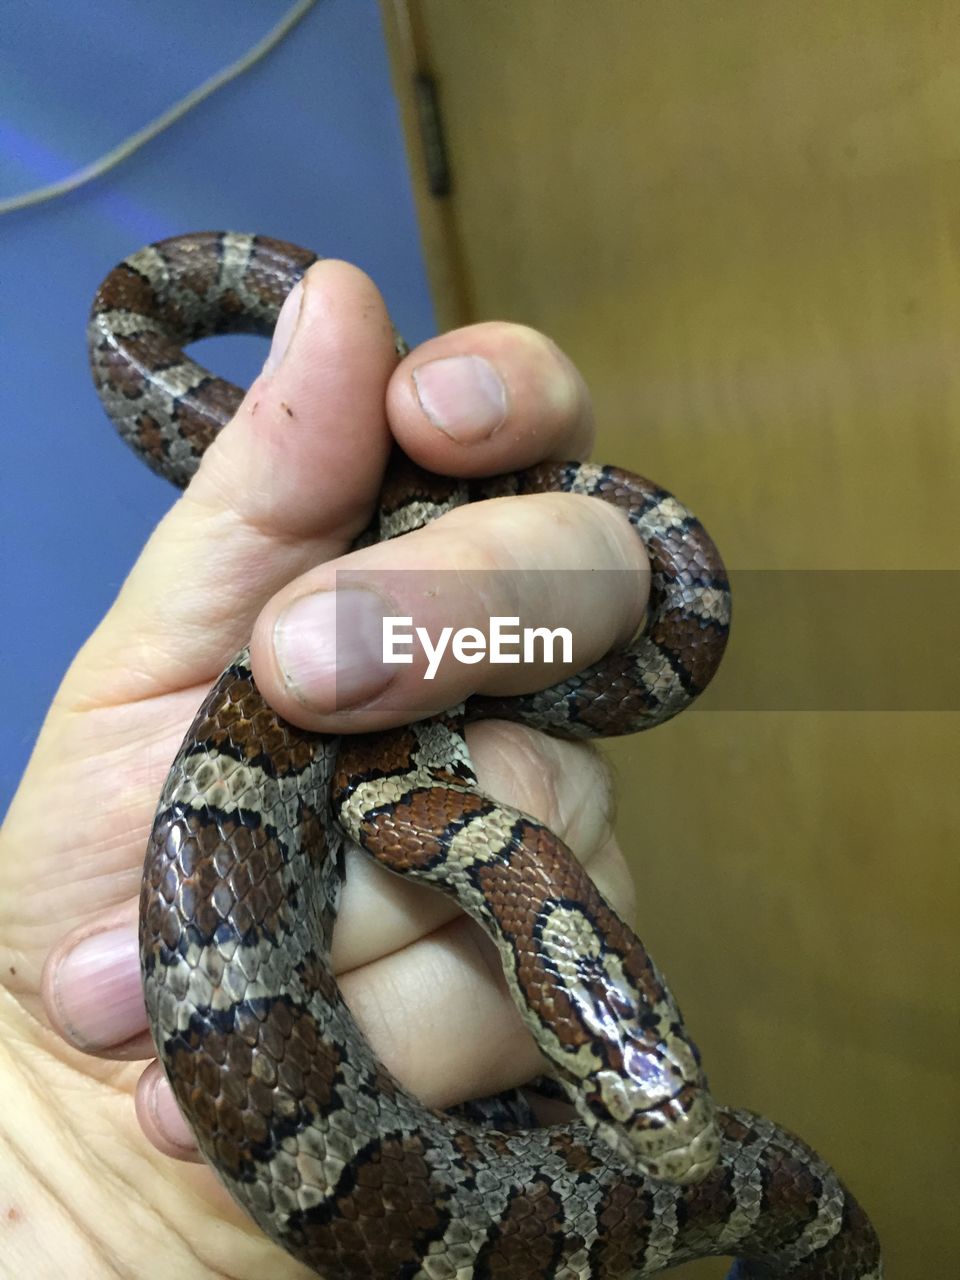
[530,898,721,1183]
[575,1033,721,1184]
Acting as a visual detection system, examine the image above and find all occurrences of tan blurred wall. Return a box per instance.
[385,2,959,1274]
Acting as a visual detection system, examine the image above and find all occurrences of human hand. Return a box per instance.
[0,260,647,1276]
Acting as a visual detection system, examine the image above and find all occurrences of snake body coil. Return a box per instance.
[89,232,881,1278]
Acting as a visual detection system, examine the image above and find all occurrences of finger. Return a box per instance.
[387,322,595,475]
[67,260,398,705]
[136,1060,203,1161]
[250,489,649,729]
[40,899,153,1058]
[41,727,632,1061]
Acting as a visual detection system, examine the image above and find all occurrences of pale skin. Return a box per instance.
[0,261,650,1278]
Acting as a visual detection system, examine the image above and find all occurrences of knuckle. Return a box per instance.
[469,722,615,860]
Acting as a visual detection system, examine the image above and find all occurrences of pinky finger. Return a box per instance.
[135,1061,202,1162]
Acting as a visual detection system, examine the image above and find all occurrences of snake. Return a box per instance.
[88,232,882,1279]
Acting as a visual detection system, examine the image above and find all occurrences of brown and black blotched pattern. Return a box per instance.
[90,233,881,1278]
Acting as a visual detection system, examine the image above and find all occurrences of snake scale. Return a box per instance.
[88,232,881,1279]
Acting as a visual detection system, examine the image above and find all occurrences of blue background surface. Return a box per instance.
[0,1,435,814]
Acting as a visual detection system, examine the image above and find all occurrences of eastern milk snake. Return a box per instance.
[88,232,882,1278]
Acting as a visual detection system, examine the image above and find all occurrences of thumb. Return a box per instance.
[68,258,398,706]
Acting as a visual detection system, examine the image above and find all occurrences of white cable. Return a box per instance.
[0,0,318,216]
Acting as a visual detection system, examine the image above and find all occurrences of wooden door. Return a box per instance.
[384,3,958,1273]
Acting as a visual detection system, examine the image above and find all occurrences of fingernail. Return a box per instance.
[53,927,146,1050]
[412,355,507,441]
[262,278,304,376]
[274,587,395,711]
